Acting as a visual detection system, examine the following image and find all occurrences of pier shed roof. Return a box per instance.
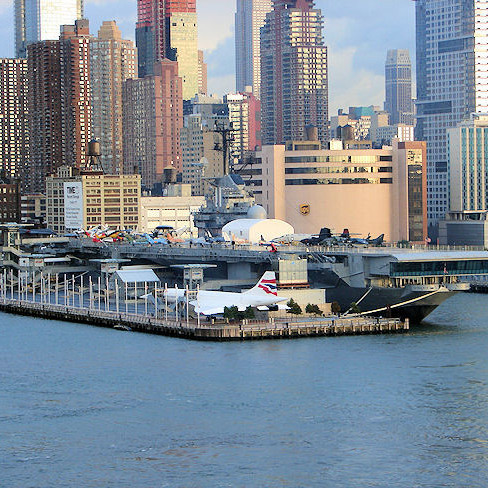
[115,269,160,283]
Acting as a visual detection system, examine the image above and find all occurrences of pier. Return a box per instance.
[0,297,409,341]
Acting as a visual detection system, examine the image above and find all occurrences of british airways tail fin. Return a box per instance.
[243,271,278,296]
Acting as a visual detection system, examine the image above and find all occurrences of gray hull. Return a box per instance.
[324,285,457,323]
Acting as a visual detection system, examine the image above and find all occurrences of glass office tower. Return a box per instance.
[415,0,488,228]
[15,0,84,58]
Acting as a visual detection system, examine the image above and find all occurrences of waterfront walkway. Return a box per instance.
[0,297,408,341]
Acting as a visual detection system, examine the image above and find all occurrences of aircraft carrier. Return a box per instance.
[2,219,488,322]
[60,238,487,322]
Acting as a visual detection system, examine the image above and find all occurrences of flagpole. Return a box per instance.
[47,272,51,305]
[185,285,189,327]
[98,276,101,311]
[55,273,59,306]
[164,282,168,322]
[197,284,200,328]
[134,282,137,315]
[80,274,84,309]
[144,281,148,316]
[89,276,93,311]
[72,275,75,308]
[175,283,178,322]
[154,285,158,319]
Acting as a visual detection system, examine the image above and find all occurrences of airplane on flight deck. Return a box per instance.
[164,271,288,316]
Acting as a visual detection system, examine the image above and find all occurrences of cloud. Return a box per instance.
[328,46,385,114]
[198,0,235,51]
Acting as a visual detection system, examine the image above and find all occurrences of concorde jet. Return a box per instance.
[164,271,288,316]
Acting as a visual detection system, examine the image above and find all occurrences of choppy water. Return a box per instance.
[2,293,488,487]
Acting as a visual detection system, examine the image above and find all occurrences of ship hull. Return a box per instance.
[323,284,459,323]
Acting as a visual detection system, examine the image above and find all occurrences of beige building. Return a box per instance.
[46,166,141,234]
[253,139,427,243]
[167,11,199,100]
[140,184,205,235]
[90,21,137,174]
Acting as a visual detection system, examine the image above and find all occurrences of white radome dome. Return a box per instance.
[247,205,267,220]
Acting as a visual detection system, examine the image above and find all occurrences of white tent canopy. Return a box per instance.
[222,219,294,244]
[115,269,160,283]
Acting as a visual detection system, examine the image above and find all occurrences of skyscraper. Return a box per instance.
[260,0,328,145]
[26,40,63,193]
[385,49,414,126]
[0,59,28,183]
[415,0,488,227]
[123,60,183,189]
[136,0,158,77]
[235,0,272,98]
[91,21,137,175]
[165,0,199,100]
[136,0,201,99]
[15,0,84,58]
[26,20,91,193]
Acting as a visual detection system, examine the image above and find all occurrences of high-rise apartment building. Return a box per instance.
[260,0,328,146]
[235,0,272,98]
[60,19,92,171]
[15,0,84,58]
[416,0,488,227]
[26,20,91,193]
[91,21,137,175]
[197,49,207,95]
[385,49,414,126]
[0,59,28,183]
[123,60,183,189]
[26,40,63,193]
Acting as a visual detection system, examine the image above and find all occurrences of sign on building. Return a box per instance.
[64,182,84,230]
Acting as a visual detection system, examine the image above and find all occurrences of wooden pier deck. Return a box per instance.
[0,299,409,341]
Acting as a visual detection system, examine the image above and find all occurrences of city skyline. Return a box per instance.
[0,0,415,112]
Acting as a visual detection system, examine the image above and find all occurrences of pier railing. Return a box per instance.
[0,295,408,341]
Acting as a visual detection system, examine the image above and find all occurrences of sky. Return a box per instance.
[0,0,416,114]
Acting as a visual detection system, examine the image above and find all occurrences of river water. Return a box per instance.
[1,292,488,487]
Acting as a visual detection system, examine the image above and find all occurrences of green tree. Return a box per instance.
[223,306,240,321]
[305,303,323,316]
[244,306,255,319]
[287,298,302,315]
[331,301,341,316]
